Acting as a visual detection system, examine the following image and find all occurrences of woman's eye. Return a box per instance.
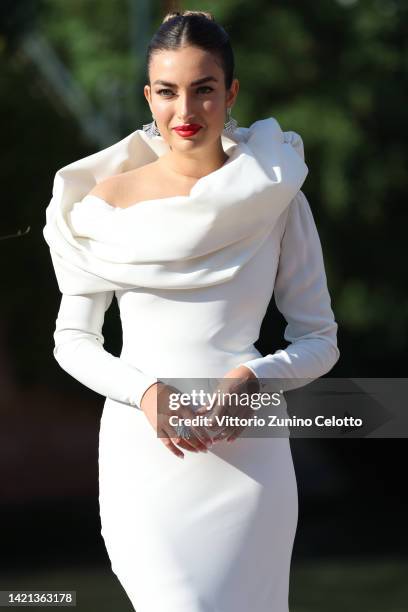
[157,88,173,97]
[156,86,214,97]
[197,86,214,94]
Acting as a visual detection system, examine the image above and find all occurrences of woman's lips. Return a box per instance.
[173,125,202,137]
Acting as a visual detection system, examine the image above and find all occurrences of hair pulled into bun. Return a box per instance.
[146,9,234,89]
[162,10,215,24]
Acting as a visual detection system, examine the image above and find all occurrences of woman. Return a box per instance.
[43,10,339,612]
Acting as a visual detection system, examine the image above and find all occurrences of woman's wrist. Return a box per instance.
[140,381,166,411]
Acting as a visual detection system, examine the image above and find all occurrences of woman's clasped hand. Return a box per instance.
[195,365,261,443]
[140,381,214,459]
[140,365,260,458]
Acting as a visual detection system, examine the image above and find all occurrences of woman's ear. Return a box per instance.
[144,84,152,109]
[226,78,239,108]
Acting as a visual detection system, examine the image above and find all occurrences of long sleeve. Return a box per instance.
[53,291,158,409]
[239,190,340,390]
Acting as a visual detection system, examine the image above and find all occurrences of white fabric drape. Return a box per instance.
[43,118,308,294]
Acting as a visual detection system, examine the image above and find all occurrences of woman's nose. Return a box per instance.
[176,93,196,121]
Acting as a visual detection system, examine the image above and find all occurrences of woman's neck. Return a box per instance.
[158,145,229,182]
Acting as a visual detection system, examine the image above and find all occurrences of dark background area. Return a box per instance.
[0,0,407,610]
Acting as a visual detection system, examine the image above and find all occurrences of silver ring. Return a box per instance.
[174,422,192,440]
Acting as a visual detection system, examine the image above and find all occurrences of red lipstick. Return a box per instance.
[173,124,202,137]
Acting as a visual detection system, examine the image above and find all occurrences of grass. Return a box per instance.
[1,557,407,611]
[290,557,408,612]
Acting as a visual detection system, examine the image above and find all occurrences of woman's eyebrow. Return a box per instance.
[153,76,218,87]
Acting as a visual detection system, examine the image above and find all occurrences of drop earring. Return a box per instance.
[224,107,238,135]
[142,115,161,138]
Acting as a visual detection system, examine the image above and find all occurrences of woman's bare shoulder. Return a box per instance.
[87,162,159,208]
[87,176,118,203]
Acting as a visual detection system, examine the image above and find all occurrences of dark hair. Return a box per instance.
[145,10,235,90]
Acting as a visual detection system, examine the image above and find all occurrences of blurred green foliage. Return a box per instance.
[0,0,407,386]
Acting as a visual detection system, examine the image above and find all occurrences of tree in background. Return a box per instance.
[0,0,407,386]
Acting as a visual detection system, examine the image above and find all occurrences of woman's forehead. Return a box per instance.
[149,46,222,77]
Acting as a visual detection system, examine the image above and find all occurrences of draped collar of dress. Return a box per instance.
[43,117,308,294]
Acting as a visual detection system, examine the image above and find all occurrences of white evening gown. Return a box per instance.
[43,118,339,612]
